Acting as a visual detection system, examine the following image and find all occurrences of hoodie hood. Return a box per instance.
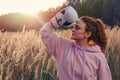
[86,45,102,53]
[73,42,102,53]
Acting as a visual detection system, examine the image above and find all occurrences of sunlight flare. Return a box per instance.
[0,0,66,15]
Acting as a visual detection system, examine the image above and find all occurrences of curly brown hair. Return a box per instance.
[80,16,107,53]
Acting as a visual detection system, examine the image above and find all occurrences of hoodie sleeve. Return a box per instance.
[40,22,71,57]
[97,54,112,80]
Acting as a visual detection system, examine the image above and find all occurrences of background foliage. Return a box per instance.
[0,0,120,31]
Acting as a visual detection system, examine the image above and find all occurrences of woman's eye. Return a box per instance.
[75,25,81,30]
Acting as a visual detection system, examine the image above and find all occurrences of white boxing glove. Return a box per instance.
[50,6,78,29]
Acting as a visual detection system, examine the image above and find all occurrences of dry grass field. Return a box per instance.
[0,26,120,80]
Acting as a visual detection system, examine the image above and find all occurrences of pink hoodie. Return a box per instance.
[40,22,112,80]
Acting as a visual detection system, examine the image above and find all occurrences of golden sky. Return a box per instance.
[0,0,66,15]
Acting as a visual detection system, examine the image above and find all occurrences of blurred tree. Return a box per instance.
[0,0,120,31]
[105,0,120,26]
[67,0,120,27]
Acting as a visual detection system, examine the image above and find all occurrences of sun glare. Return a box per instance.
[0,0,66,15]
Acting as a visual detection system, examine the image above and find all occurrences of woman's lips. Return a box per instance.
[72,33,75,35]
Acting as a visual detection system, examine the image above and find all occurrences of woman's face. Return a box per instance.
[71,19,89,40]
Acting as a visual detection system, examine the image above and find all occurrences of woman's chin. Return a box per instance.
[71,37,76,40]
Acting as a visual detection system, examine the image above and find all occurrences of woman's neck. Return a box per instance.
[75,39,89,47]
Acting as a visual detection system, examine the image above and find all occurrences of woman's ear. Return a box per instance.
[85,31,91,38]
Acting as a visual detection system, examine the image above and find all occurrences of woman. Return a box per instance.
[40,16,112,80]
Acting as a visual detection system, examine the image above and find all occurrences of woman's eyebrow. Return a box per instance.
[76,20,79,23]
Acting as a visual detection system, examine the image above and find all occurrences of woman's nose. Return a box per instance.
[71,26,75,32]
